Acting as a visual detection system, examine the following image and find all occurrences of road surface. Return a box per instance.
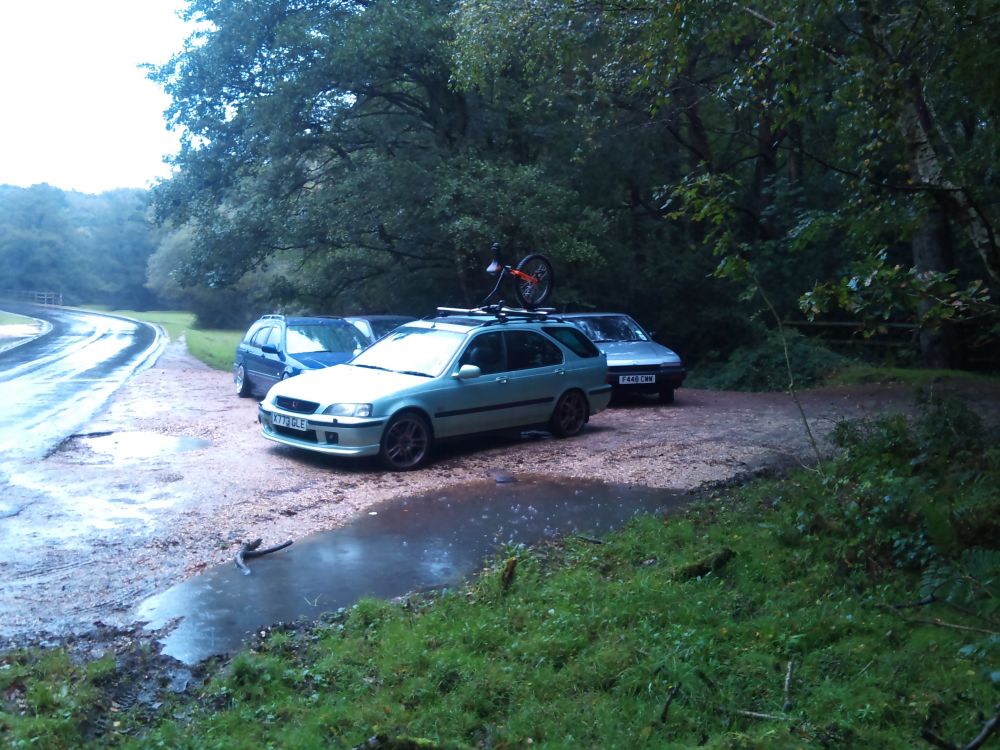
[0,302,164,459]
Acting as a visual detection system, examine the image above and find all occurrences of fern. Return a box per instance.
[921,549,1000,619]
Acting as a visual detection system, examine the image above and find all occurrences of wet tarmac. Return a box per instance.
[137,475,688,664]
[0,303,164,460]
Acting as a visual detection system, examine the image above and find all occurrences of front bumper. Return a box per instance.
[258,404,385,457]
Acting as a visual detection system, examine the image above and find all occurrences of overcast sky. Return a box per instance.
[0,0,194,195]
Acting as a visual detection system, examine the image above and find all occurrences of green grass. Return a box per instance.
[826,363,1000,388]
[3,396,997,749]
[185,328,243,371]
[0,311,33,325]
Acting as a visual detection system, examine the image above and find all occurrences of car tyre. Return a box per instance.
[380,411,432,470]
[235,365,251,397]
[549,390,588,438]
[658,387,674,404]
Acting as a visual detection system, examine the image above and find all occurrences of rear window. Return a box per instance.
[543,326,600,358]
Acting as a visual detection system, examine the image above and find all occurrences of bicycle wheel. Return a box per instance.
[513,253,554,308]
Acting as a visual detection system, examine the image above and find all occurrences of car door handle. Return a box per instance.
[555,368,566,376]
[495,376,509,384]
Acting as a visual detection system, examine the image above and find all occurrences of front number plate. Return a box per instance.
[619,374,655,385]
[273,413,309,431]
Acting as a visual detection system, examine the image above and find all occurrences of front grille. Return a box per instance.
[274,425,319,442]
[608,365,657,373]
[275,396,320,414]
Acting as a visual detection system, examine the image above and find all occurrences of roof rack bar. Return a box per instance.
[435,305,556,322]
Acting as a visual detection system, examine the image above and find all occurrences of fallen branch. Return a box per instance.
[676,548,735,580]
[878,605,999,636]
[235,538,293,576]
[659,682,681,724]
[920,704,1000,750]
[783,660,794,712]
[887,595,936,610]
[351,734,453,750]
[500,556,518,592]
[728,708,789,721]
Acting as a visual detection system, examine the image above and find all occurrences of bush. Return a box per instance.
[826,392,1000,571]
[689,328,848,391]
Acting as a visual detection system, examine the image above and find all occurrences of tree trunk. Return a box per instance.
[859,4,1000,282]
[912,205,955,369]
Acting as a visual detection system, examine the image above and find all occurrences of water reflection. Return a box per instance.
[80,431,210,461]
[138,475,687,664]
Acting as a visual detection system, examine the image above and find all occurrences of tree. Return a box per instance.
[451,0,1000,366]
[0,185,159,308]
[150,0,606,320]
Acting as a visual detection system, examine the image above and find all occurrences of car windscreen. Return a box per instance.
[369,317,413,339]
[286,323,368,355]
[572,315,649,343]
[349,326,466,377]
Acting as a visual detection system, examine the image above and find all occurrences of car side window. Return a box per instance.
[459,331,505,374]
[505,330,562,370]
[242,323,262,343]
[543,326,600,358]
[250,326,274,347]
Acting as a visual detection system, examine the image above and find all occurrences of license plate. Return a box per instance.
[273,413,309,431]
[619,374,655,385]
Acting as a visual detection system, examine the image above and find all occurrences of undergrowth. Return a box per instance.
[688,329,849,391]
[2,395,998,749]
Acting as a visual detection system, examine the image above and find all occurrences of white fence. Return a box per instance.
[0,289,63,305]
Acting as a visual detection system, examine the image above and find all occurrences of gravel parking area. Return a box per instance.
[2,338,997,644]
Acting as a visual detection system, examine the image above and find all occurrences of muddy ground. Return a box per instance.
[3,338,999,656]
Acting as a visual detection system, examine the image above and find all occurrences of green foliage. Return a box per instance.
[0,185,163,309]
[827,393,998,569]
[0,649,113,749]
[0,311,31,326]
[450,0,1000,367]
[922,549,1000,619]
[184,329,243,371]
[827,365,1000,388]
[689,328,849,391]
[801,250,1000,342]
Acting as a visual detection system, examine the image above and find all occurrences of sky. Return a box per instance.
[0,0,195,195]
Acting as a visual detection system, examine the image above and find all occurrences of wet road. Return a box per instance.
[0,303,164,459]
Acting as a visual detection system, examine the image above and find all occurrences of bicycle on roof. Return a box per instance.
[481,242,555,310]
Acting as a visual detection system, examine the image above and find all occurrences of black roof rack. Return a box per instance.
[435,305,557,324]
[258,313,345,321]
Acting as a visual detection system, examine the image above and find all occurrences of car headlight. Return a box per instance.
[322,403,373,417]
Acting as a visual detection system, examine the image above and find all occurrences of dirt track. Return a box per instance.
[2,338,998,645]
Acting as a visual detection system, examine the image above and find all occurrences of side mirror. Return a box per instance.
[453,364,482,380]
[261,344,279,355]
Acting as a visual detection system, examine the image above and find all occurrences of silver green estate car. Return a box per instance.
[258,309,613,470]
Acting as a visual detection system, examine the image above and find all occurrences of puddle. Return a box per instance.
[138,475,688,664]
[77,431,210,461]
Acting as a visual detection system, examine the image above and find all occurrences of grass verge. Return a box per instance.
[2,393,997,749]
[0,311,33,326]
[827,363,1000,388]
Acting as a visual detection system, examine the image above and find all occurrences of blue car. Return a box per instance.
[561,312,686,403]
[234,314,370,398]
[258,309,613,469]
